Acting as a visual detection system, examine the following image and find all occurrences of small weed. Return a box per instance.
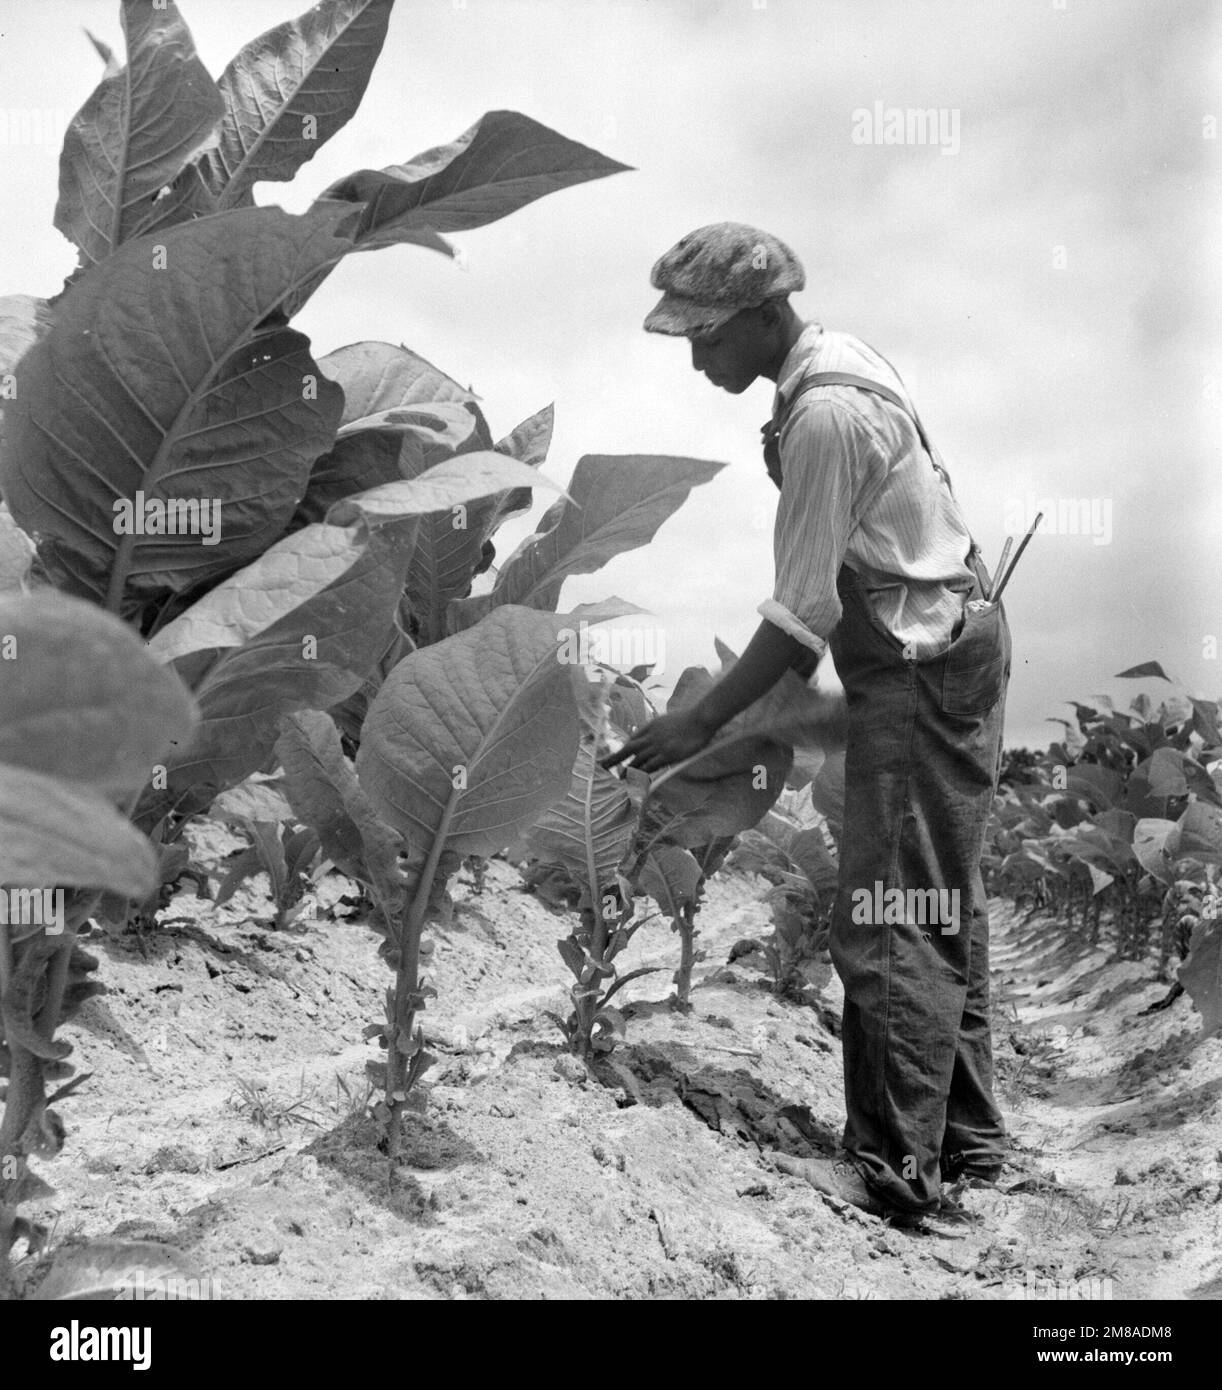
[228,1074,321,1132]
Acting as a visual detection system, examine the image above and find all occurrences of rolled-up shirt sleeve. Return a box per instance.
[757,395,884,654]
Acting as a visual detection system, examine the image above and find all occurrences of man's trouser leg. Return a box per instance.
[827,562,1010,1212]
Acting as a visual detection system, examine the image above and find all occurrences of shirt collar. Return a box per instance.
[772,321,825,418]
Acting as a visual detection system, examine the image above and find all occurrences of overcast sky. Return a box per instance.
[1,0,1217,749]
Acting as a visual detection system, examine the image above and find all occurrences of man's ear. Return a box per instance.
[758,298,783,327]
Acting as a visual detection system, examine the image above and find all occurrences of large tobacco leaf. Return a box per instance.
[0,767,156,899]
[0,590,195,801]
[55,0,225,270]
[300,343,554,642]
[355,605,581,881]
[326,452,558,529]
[450,454,726,628]
[1,204,357,615]
[0,591,197,895]
[642,741,792,849]
[493,404,554,469]
[146,521,385,668]
[807,749,846,847]
[199,0,394,211]
[285,110,631,315]
[487,402,555,530]
[275,710,406,919]
[784,828,840,895]
[638,844,702,918]
[139,522,413,821]
[515,741,636,882]
[635,661,848,849]
[292,341,491,525]
[321,341,484,424]
[330,109,631,244]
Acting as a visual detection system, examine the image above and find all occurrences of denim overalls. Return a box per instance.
[765,371,1011,1212]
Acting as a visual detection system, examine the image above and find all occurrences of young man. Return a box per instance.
[606,223,1012,1221]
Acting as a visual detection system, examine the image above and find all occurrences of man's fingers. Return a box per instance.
[630,743,664,774]
[601,745,665,775]
[600,738,641,770]
[601,733,664,772]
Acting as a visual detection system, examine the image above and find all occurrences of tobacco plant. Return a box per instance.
[213,821,323,932]
[726,788,840,1000]
[269,608,587,1158]
[0,591,196,1298]
[515,700,663,1056]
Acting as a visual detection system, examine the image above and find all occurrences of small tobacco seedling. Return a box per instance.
[724,792,839,1001]
[96,820,212,949]
[634,838,736,1009]
[212,820,323,931]
[463,855,489,894]
[514,681,662,1057]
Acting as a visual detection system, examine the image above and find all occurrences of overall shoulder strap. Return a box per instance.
[762,361,984,577]
[765,367,956,499]
[782,371,932,459]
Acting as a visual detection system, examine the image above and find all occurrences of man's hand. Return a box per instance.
[600,620,811,778]
[600,709,714,776]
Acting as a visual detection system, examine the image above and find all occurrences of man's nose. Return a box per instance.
[690,342,706,371]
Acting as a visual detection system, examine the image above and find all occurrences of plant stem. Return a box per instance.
[673,906,696,1006]
[384,803,458,1165]
[35,932,75,1045]
[0,1042,43,1301]
[570,889,602,1059]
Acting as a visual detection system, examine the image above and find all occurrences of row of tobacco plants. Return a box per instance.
[984,665,1222,1032]
[0,0,844,1299]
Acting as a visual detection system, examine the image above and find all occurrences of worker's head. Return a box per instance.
[644,222,804,391]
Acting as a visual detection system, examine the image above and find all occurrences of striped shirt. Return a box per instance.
[757,322,977,661]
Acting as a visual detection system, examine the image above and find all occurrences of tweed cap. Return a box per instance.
[644,223,805,336]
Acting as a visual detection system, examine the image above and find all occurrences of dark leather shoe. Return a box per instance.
[954,1168,1003,1189]
[772,1154,931,1225]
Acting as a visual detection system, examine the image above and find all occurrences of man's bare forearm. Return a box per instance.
[691,619,809,737]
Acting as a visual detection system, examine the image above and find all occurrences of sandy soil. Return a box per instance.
[13,821,1222,1301]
